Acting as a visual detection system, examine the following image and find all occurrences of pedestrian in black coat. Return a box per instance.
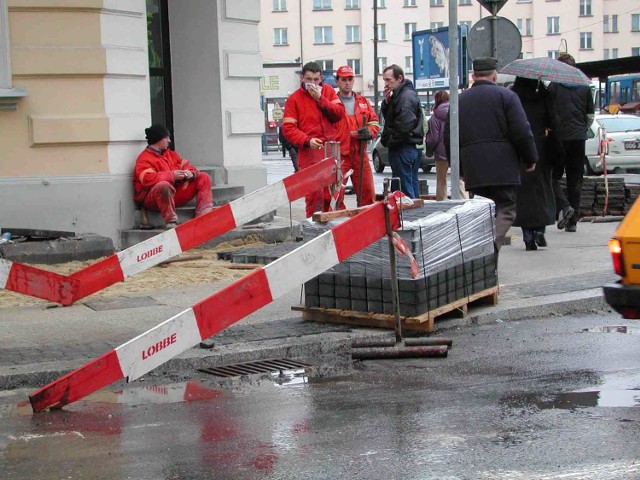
[511,77,558,251]
[445,57,538,251]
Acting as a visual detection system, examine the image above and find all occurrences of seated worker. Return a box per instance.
[134,124,213,228]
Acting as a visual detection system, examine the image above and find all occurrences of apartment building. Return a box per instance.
[260,0,640,101]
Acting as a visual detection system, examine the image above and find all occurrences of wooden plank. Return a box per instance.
[312,200,425,223]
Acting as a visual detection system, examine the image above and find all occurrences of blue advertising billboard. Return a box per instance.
[412,26,468,91]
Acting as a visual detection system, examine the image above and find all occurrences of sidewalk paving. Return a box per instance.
[0,213,618,392]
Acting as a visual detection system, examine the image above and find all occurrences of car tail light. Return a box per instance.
[620,307,640,320]
[609,238,626,277]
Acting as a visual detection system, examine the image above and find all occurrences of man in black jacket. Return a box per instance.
[549,53,595,232]
[380,65,424,198]
[446,57,538,251]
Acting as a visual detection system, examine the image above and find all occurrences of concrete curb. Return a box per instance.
[0,290,610,392]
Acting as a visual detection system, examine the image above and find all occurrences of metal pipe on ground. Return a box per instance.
[351,345,448,360]
[352,337,453,349]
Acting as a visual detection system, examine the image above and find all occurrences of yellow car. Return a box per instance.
[603,199,640,319]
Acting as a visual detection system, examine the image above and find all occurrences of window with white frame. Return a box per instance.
[632,14,640,32]
[612,15,619,32]
[517,18,532,36]
[603,15,610,33]
[547,17,560,34]
[612,48,618,58]
[548,50,558,59]
[273,0,287,11]
[313,0,331,10]
[347,58,361,75]
[404,22,417,40]
[523,52,533,59]
[273,28,288,45]
[314,26,333,44]
[378,57,387,72]
[404,0,416,6]
[430,21,444,29]
[603,49,609,59]
[346,25,360,43]
[579,0,591,16]
[430,0,443,6]
[405,56,413,73]
[316,59,334,71]
[376,0,386,8]
[377,24,386,41]
[632,47,640,57]
[345,0,359,8]
[580,32,592,49]
[459,0,472,4]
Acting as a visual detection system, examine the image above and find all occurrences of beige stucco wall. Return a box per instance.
[1,0,148,177]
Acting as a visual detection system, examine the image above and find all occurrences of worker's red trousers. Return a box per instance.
[299,147,332,218]
[336,147,375,210]
[141,174,213,223]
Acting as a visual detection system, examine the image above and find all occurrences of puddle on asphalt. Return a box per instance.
[503,372,640,409]
[583,325,640,335]
[272,368,309,386]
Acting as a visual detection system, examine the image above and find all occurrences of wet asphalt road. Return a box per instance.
[2,312,639,479]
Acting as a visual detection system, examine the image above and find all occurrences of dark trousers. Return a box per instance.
[388,144,420,198]
[472,186,517,250]
[553,139,585,225]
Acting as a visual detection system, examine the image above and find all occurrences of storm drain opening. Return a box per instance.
[198,358,312,378]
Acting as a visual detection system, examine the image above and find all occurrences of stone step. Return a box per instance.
[120,216,301,249]
[135,184,247,228]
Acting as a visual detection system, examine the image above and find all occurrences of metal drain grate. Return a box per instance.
[198,358,311,378]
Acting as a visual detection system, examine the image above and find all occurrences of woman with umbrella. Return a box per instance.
[510,76,559,250]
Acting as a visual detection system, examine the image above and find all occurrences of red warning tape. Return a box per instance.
[29,199,400,412]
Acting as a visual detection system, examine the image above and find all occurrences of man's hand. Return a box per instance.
[383,86,391,102]
[307,83,321,102]
[356,126,373,141]
[173,170,194,181]
[525,163,536,172]
[309,138,324,149]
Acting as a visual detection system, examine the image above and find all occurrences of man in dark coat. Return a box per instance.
[445,57,538,251]
[380,64,425,199]
[548,53,595,232]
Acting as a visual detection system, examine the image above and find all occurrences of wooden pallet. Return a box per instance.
[292,286,499,333]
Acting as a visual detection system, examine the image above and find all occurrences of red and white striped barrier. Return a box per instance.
[29,199,400,412]
[0,258,79,305]
[1,159,338,305]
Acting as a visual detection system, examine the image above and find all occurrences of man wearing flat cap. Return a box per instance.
[134,124,213,229]
[445,56,538,252]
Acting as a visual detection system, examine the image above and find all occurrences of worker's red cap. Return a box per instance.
[336,65,355,78]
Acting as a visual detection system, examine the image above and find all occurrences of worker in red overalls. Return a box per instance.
[282,62,345,217]
[134,124,213,229]
[334,65,380,208]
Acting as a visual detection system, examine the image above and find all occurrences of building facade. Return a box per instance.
[0,0,265,248]
[260,0,639,99]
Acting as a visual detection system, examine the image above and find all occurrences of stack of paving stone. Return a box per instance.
[303,198,497,317]
[562,176,626,216]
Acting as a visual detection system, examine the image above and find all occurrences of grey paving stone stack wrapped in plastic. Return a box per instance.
[303,198,497,316]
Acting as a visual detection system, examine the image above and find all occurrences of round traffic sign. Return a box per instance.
[467,17,522,70]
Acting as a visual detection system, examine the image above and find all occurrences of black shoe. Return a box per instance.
[565,224,577,232]
[534,232,547,247]
[525,241,538,251]
[557,206,575,230]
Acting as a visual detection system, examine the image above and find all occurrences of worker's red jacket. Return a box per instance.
[281,84,345,150]
[133,147,200,203]
[335,92,380,157]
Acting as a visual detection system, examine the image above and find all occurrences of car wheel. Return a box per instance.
[421,165,433,173]
[583,157,597,176]
[373,151,385,173]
